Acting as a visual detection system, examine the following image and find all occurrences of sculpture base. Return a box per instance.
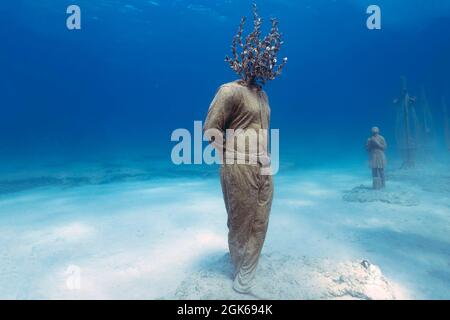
[343,185,419,206]
[174,253,403,300]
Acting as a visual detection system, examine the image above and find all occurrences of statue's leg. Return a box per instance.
[380,168,386,188]
[232,172,273,293]
[220,164,259,277]
[220,164,273,294]
[372,168,377,189]
[372,168,382,190]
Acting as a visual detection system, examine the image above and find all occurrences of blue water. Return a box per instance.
[0,0,449,300]
[1,0,450,166]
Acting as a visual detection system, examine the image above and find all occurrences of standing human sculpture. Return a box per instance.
[366,127,387,190]
[203,4,286,294]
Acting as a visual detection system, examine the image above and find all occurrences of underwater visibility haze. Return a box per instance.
[0,0,449,299]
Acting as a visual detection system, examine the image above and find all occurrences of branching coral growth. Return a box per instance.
[225,3,287,86]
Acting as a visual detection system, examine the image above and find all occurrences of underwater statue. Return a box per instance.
[366,127,387,190]
[393,77,419,169]
[203,4,287,294]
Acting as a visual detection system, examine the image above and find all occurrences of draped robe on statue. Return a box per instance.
[204,80,274,293]
[366,135,387,190]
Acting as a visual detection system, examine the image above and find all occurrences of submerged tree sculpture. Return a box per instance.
[393,76,419,169]
[225,3,287,86]
[418,86,435,156]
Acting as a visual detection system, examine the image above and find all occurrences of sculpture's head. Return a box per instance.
[372,127,380,136]
[225,3,287,88]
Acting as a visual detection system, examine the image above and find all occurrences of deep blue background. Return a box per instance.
[1,0,449,167]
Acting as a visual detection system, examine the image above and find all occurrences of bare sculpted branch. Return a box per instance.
[225,3,287,86]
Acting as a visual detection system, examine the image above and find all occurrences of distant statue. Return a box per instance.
[204,4,286,295]
[366,127,387,190]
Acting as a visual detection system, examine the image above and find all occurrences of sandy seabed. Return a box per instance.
[0,162,448,299]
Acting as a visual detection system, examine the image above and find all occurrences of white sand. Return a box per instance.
[0,164,448,299]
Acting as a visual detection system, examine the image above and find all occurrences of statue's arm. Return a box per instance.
[204,85,235,151]
[372,137,387,150]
